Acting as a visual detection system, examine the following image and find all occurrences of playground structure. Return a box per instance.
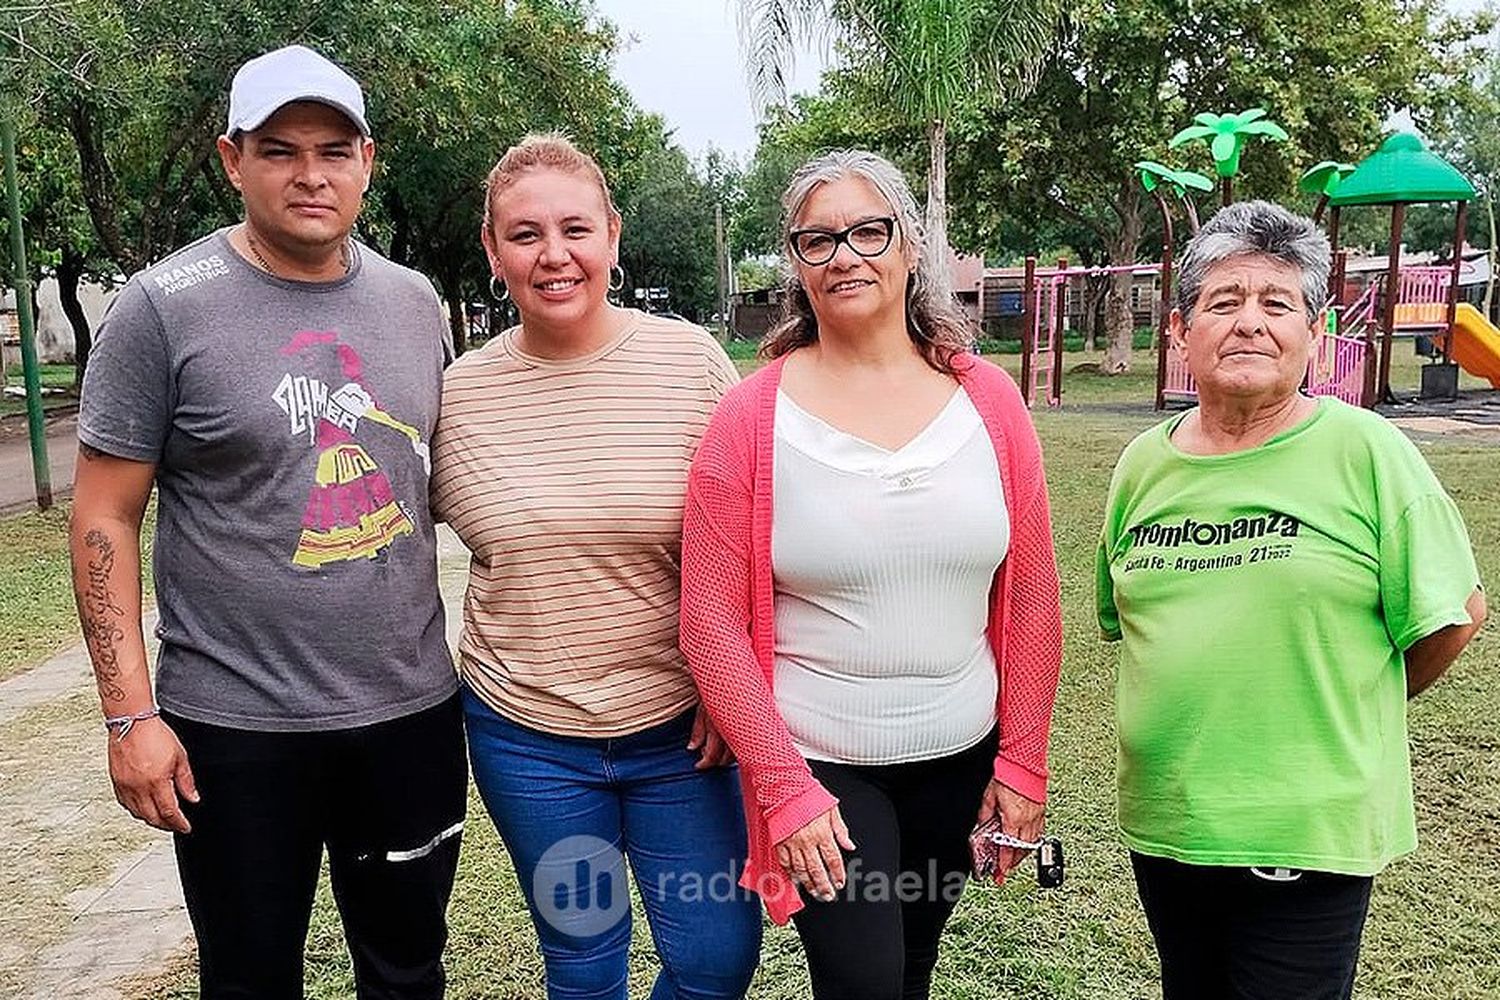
[1017,251,1500,411]
[1017,259,1170,408]
[1017,127,1500,410]
[1323,131,1497,405]
[1017,249,1500,410]
[1445,303,1500,386]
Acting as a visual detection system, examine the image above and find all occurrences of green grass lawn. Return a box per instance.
[1,362,78,418]
[0,501,154,682]
[3,362,76,389]
[0,505,79,681]
[5,349,1485,998]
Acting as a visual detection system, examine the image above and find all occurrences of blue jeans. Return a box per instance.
[462,687,761,1000]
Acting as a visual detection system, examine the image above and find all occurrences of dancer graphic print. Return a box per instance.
[276,329,431,569]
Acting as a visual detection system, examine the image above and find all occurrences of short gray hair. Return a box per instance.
[1176,200,1330,323]
[763,149,975,373]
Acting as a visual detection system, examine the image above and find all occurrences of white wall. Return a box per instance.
[1,277,116,368]
[35,276,116,362]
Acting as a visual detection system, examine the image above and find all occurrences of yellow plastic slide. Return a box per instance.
[1441,304,1500,389]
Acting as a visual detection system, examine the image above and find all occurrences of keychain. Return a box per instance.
[968,820,1066,888]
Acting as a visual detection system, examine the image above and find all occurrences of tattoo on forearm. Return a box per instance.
[80,528,128,702]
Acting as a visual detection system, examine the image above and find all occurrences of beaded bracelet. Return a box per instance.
[103,707,160,742]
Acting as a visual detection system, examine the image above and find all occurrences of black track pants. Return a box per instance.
[165,693,467,1000]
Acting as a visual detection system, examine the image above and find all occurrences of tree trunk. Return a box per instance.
[1313,194,1330,225]
[67,99,137,276]
[387,190,412,266]
[57,248,91,389]
[924,119,952,304]
[1081,273,1108,351]
[439,278,466,358]
[1103,200,1145,374]
[1182,196,1202,234]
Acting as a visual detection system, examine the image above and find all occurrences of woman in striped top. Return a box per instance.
[430,134,760,1000]
[679,150,1064,999]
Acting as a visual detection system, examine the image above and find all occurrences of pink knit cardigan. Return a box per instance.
[679,353,1064,925]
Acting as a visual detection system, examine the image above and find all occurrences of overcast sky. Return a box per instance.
[593,0,827,162]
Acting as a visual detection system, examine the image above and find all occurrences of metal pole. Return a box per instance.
[2,116,52,509]
[714,203,728,343]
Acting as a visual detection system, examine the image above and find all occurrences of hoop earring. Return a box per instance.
[609,264,625,292]
[489,275,509,302]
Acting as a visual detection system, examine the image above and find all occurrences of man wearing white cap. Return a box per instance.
[70,45,465,998]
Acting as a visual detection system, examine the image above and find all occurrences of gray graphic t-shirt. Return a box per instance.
[80,229,456,731]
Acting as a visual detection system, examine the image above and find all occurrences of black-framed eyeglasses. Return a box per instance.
[788,217,897,266]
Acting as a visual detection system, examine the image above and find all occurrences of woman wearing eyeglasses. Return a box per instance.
[679,149,1063,999]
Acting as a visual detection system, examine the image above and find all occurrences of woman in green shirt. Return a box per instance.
[1097,200,1486,1000]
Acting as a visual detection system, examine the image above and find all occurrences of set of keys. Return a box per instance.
[968,820,1066,888]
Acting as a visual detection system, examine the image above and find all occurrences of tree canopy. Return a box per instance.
[739,0,1063,295]
[2,0,737,361]
[737,0,1494,369]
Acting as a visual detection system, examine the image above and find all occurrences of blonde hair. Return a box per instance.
[482,133,619,233]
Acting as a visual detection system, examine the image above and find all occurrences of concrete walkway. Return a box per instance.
[0,528,472,998]
[0,413,78,515]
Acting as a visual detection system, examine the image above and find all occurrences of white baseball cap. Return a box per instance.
[225,45,370,137]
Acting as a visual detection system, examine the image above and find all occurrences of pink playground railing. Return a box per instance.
[1024,262,1169,408]
[1305,333,1367,405]
[1339,281,1379,338]
[1162,344,1196,401]
[1025,271,1066,408]
[1305,284,1375,405]
[1393,267,1452,328]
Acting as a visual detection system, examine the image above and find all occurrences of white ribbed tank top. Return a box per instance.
[771,387,1009,764]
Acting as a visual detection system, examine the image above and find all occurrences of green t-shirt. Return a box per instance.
[1096,398,1480,874]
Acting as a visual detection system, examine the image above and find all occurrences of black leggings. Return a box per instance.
[790,728,998,1000]
[165,693,468,1000]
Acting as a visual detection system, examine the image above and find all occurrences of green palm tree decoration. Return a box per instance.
[1169,108,1289,206]
[739,0,1064,297]
[1298,160,1356,223]
[1136,161,1213,233]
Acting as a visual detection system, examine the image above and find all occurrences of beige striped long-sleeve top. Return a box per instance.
[430,310,740,736]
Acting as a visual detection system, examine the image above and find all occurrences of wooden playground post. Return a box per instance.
[975,262,985,331]
[1155,242,1174,411]
[1331,249,1348,316]
[1374,200,1398,404]
[1442,201,1468,365]
[1373,204,1406,405]
[1052,257,1067,405]
[1019,257,1037,406]
[1329,211,1347,348]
